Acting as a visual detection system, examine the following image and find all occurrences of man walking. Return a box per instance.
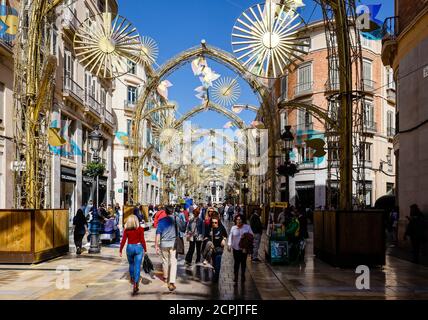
[250,210,263,262]
[155,206,181,291]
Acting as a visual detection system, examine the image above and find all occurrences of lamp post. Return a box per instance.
[88,125,103,254]
[278,125,296,205]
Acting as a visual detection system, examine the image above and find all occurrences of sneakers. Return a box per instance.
[168,283,177,292]
[132,282,139,295]
[203,259,208,265]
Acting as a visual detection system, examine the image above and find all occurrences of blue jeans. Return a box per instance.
[213,253,222,282]
[127,244,144,283]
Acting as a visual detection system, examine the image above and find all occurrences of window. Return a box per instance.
[280,111,288,129]
[127,119,132,137]
[328,141,339,162]
[51,27,58,56]
[297,64,312,93]
[387,67,396,90]
[124,158,130,172]
[280,75,288,100]
[359,142,372,162]
[128,60,137,75]
[361,35,372,49]
[387,111,394,136]
[127,86,138,104]
[298,109,312,130]
[146,126,153,145]
[0,82,4,122]
[328,57,339,89]
[298,145,314,163]
[64,50,74,84]
[363,59,373,88]
[101,88,107,107]
[364,101,375,128]
[328,101,339,121]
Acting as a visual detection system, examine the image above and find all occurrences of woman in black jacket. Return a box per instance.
[73,209,88,255]
[209,215,228,283]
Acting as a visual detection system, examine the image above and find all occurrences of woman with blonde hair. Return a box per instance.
[120,215,147,295]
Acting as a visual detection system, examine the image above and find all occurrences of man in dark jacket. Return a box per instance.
[250,210,263,262]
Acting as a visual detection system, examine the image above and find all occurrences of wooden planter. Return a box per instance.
[0,209,69,264]
[314,210,386,267]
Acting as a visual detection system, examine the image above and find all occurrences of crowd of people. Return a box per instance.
[115,202,264,295]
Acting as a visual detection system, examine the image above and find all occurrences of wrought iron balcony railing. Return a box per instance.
[363,121,377,133]
[363,79,376,92]
[387,127,396,138]
[124,100,137,110]
[382,16,399,42]
[63,76,84,103]
[85,93,102,115]
[325,80,340,92]
[294,82,314,96]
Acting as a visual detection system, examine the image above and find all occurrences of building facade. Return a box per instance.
[382,1,428,250]
[111,61,164,207]
[253,21,396,209]
[50,0,118,222]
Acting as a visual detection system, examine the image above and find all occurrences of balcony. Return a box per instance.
[124,100,137,111]
[387,88,396,104]
[61,7,79,33]
[63,77,84,104]
[298,161,315,170]
[325,80,340,92]
[296,123,314,133]
[103,109,115,126]
[363,121,377,134]
[85,94,102,116]
[387,127,396,138]
[294,82,314,97]
[381,16,399,66]
[363,79,376,93]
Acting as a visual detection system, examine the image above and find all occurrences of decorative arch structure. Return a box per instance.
[174,102,246,129]
[130,42,279,203]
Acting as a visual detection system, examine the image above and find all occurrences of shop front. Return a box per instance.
[60,166,76,224]
[295,181,315,209]
[82,175,94,206]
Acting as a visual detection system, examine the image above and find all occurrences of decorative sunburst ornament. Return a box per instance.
[74,10,143,79]
[138,36,159,65]
[212,78,241,107]
[231,1,309,78]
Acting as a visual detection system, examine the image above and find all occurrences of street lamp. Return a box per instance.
[277,125,297,204]
[88,125,103,254]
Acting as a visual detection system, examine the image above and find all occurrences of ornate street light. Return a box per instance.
[277,125,298,204]
[88,125,103,254]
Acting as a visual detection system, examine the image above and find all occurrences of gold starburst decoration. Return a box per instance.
[212,77,241,107]
[138,36,159,65]
[74,11,143,79]
[232,1,309,78]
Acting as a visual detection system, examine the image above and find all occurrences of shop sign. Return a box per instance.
[61,166,76,182]
[270,202,288,208]
[61,174,77,182]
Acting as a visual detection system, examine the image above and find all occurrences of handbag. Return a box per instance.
[142,254,154,274]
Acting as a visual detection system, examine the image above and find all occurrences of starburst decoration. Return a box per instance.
[138,36,159,65]
[231,1,309,79]
[74,12,143,79]
[212,77,241,107]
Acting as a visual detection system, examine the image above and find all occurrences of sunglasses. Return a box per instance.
[212,221,219,225]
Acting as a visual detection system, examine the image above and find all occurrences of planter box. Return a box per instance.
[314,210,386,267]
[0,209,69,264]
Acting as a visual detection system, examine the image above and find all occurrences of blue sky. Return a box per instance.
[118,0,394,129]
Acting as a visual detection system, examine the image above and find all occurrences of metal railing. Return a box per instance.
[387,88,396,103]
[382,16,399,42]
[387,127,396,137]
[325,80,340,92]
[85,93,102,115]
[364,121,377,133]
[61,7,79,31]
[294,82,314,96]
[104,109,114,125]
[363,79,376,92]
[296,122,314,133]
[124,100,137,110]
[64,77,84,102]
